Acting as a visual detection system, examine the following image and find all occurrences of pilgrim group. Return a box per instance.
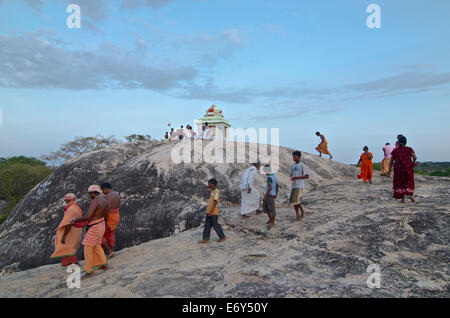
[164,122,214,141]
[50,132,417,279]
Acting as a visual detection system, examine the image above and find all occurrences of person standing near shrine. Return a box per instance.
[174,126,184,140]
[183,125,190,138]
[187,125,196,139]
[198,125,206,140]
[203,122,213,141]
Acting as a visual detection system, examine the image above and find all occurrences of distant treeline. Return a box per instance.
[373,162,450,177]
[0,156,53,225]
[41,134,151,167]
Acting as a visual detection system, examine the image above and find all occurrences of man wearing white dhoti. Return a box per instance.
[240,162,263,219]
[204,127,212,140]
[183,125,192,139]
[186,125,195,139]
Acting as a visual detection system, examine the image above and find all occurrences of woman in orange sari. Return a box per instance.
[356,146,373,184]
[50,193,83,266]
[315,132,333,160]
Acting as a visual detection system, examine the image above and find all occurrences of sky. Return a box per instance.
[0,0,449,164]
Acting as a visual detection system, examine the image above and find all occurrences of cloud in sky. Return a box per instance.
[11,0,110,20]
[0,31,197,91]
[58,0,110,21]
[3,0,44,12]
[228,100,344,122]
[7,0,175,34]
[120,0,176,10]
[258,23,285,36]
[81,19,106,36]
[178,68,450,107]
[176,80,256,104]
[1,30,449,106]
[1,1,450,110]
[244,105,313,122]
[6,0,111,35]
[11,0,174,18]
[23,0,43,12]
[173,29,246,67]
[346,71,450,97]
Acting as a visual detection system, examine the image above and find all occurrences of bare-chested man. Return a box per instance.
[101,182,121,258]
[71,185,109,279]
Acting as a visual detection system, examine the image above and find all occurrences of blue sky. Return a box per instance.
[0,0,449,163]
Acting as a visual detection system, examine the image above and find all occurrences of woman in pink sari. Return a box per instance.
[390,136,417,203]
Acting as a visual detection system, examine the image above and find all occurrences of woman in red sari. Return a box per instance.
[395,134,404,148]
[390,136,417,203]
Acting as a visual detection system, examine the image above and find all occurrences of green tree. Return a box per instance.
[0,162,52,226]
[41,135,120,167]
[0,157,49,200]
[124,134,152,142]
[0,156,47,167]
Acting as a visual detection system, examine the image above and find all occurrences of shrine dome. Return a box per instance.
[195,104,231,136]
[206,104,223,116]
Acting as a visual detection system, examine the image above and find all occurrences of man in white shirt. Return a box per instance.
[289,151,309,222]
[203,122,213,141]
[170,128,176,141]
[183,125,191,138]
[196,126,205,140]
[240,162,263,219]
[186,125,196,139]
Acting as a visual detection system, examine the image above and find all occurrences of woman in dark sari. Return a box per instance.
[390,136,417,203]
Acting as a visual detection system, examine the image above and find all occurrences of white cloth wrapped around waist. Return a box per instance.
[240,166,257,190]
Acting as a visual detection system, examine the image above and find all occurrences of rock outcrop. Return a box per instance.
[0,174,448,297]
[0,140,356,271]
